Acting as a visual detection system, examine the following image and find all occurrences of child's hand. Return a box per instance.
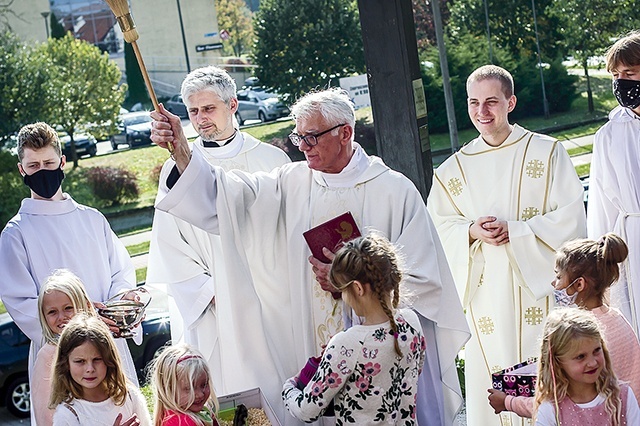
[113,413,140,426]
[487,389,507,413]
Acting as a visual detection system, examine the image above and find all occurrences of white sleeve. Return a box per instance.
[626,387,640,424]
[534,401,557,426]
[52,403,81,426]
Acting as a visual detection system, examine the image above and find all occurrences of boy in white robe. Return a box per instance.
[150,88,471,425]
[587,31,640,334]
[0,123,140,408]
[428,65,586,426]
[146,65,290,396]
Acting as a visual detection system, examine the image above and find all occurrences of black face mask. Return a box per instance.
[23,165,65,199]
[613,78,640,110]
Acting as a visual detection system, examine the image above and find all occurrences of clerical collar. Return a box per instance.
[321,143,369,188]
[202,129,238,148]
[195,130,244,160]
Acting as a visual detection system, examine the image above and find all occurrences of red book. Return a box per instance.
[303,212,362,263]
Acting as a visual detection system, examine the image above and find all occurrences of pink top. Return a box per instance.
[32,343,56,426]
[161,410,219,426]
[505,305,640,418]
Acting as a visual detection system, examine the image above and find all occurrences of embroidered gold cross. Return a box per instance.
[521,207,540,220]
[447,178,463,196]
[478,316,495,335]
[524,307,544,326]
[526,159,545,178]
[491,365,503,374]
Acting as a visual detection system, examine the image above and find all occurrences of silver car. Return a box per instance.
[235,88,290,125]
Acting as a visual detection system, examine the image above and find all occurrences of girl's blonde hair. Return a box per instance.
[37,269,97,345]
[555,233,628,304]
[535,308,621,425]
[329,234,404,357]
[49,314,128,408]
[151,343,218,426]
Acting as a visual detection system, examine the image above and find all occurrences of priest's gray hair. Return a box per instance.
[181,65,237,107]
[291,87,356,131]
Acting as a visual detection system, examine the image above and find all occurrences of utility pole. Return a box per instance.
[430,0,459,153]
[176,0,191,73]
[358,1,434,202]
[531,0,549,118]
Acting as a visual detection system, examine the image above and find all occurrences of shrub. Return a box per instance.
[85,166,139,206]
[0,150,28,227]
[150,163,163,188]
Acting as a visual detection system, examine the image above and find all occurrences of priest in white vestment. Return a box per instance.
[428,65,586,426]
[0,123,140,412]
[150,88,470,425]
[587,33,640,335]
[146,66,291,396]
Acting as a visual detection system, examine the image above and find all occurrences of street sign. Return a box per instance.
[195,43,223,52]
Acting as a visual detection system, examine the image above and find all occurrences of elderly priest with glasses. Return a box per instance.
[150,87,470,425]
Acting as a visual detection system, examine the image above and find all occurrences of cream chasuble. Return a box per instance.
[588,106,640,334]
[156,144,470,426]
[428,124,586,426]
[146,132,290,395]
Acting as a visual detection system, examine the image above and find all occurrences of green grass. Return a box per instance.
[118,226,153,238]
[136,267,147,284]
[0,300,6,315]
[566,144,593,157]
[127,241,150,256]
[576,163,591,178]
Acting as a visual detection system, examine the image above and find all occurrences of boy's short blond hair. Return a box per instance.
[17,122,62,161]
[605,31,640,73]
[466,65,515,98]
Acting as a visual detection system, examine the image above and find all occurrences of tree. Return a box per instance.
[548,0,625,113]
[50,12,67,39]
[216,0,254,57]
[124,41,149,108]
[37,34,125,168]
[252,0,365,101]
[0,31,51,145]
[447,0,564,61]
[412,0,451,50]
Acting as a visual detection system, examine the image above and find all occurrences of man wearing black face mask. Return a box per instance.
[0,122,142,406]
[588,31,640,336]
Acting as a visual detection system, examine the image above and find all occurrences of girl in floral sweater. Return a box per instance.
[282,234,426,425]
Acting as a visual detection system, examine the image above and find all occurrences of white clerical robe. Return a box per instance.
[0,194,139,390]
[588,105,640,335]
[428,124,586,426]
[156,143,470,426]
[146,132,290,394]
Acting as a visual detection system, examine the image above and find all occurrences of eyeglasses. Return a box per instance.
[289,123,346,147]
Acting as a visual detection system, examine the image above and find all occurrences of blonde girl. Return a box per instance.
[534,308,639,425]
[489,233,640,417]
[33,269,97,426]
[49,314,151,426]
[151,343,219,426]
[282,234,426,424]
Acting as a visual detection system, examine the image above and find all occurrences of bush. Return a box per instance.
[0,150,28,227]
[85,166,139,207]
[150,163,163,188]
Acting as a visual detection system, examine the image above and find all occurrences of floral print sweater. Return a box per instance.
[282,308,426,425]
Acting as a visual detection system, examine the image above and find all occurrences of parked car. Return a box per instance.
[0,311,171,418]
[0,313,29,418]
[165,94,188,118]
[236,88,290,125]
[60,132,98,158]
[110,112,154,150]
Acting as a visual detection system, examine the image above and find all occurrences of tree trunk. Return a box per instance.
[583,61,594,113]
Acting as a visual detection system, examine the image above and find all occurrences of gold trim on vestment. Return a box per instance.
[459,132,528,156]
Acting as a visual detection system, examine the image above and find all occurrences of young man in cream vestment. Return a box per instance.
[150,88,470,425]
[146,66,290,396]
[588,32,640,334]
[428,65,586,426]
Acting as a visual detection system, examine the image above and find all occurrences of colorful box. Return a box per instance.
[218,387,282,426]
[491,358,538,397]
